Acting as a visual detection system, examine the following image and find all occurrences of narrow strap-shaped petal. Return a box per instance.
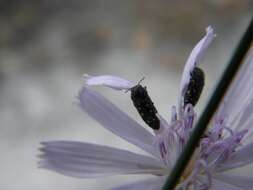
[214,173,253,190]
[39,141,165,178]
[218,141,253,171]
[179,26,215,113]
[180,26,215,95]
[211,178,243,190]
[111,176,166,190]
[215,49,253,135]
[84,74,135,90]
[78,87,156,156]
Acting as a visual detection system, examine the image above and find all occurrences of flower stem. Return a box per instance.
[162,17,253,190]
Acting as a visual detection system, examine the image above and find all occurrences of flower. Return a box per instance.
[38,27,253,189]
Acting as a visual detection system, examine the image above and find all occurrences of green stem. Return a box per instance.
[162,17,253,190]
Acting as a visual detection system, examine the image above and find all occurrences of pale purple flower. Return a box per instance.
[39,27,253,189]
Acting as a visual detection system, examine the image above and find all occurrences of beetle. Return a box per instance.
[130,83,160,130]
[184,67,205,107]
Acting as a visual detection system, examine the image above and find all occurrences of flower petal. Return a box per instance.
[111,176,166,190]
[39,141,165,178]
[84,74,135,90]
[179,26,215,114]
[78,87,156,156]
[214,173,253,190]
[218,141,253,171]
[215,49,253,135]
[212,178,243,190]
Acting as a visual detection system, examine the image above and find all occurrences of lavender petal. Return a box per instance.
[218,141,253,171]
[84,74,135,90]
[214,173,253,190]
[78,87,157,156]
[212,179,242,190]
[179,26,215,114]
[111,176,166,190]
[216,49,253,134]
[39,141,165,178]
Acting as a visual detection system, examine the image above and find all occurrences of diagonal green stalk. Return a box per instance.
[162,17,253,190]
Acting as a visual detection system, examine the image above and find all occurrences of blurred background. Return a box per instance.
[1,1,252,190]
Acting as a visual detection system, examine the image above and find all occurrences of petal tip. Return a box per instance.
[206,25,217,38]
[206,25,213,33]
[82,74,135,90]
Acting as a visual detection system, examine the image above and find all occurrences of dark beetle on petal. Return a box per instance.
[130,84,160,130]
[130,67,204,130]
[184,67,205,107]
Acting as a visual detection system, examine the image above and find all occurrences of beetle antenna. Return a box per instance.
[124,76,146,93]
[137,76,145,85]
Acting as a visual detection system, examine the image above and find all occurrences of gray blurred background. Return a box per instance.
[1,1,252,190]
